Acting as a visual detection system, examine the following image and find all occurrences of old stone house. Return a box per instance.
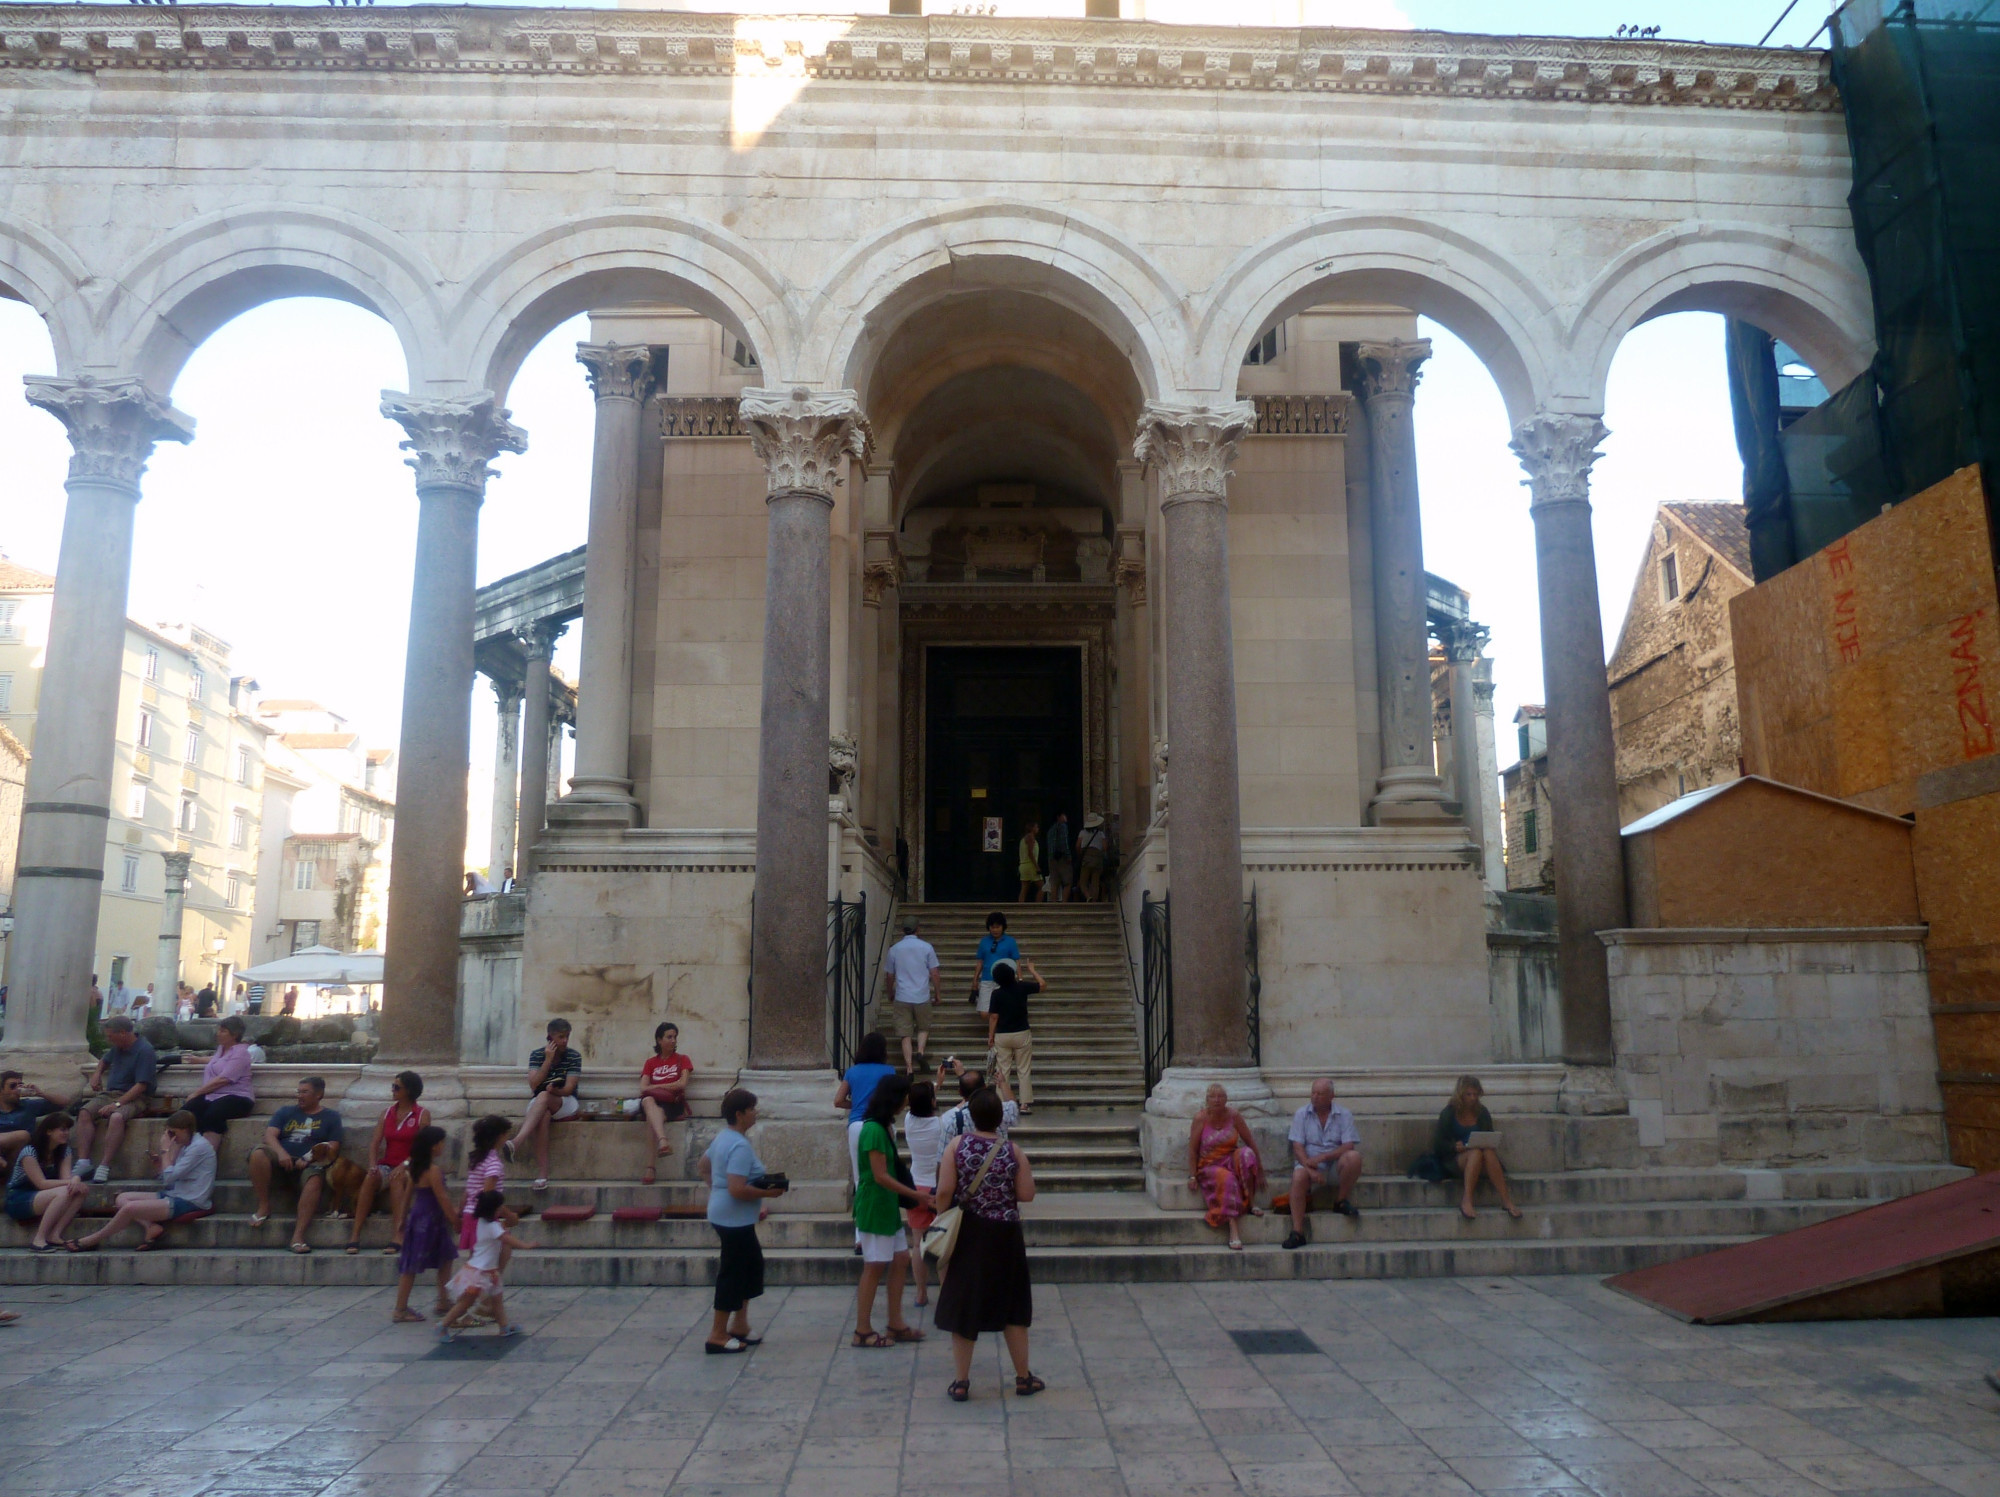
[1502,706,1553,892]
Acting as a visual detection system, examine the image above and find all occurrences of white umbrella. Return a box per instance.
[235,946,385,985]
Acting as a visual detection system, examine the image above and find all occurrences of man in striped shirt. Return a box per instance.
[518,1017,583,1191]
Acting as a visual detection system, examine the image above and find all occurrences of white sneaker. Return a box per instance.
[91,1165,110,1185]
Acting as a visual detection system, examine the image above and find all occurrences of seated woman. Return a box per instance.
[69,1110,215,1252]
[347,1070,429,1256]
[179,1014,256,1152]
[1434,1074,1521,1221]
[1187,1083,1264,1251]
[5,1112,89,1253]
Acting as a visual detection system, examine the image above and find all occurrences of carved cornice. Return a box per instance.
[1134,400,1255,505]
[900,583,1118,622]
[1354,339,1431,402]
[659,397,745,438]
[1113,554,1148,606]
[1250,393,1350,436]
[860,557,900,608]
[739,386,870,500]
[379,391,527,493]
[0,10,1839,111]
[1510,414,1609,509]
[24,375,192,491]
[576,342,656,404]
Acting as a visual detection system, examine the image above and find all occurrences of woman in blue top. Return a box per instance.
[700,1088,787,1354]
[970,911,1020,1016]
[834,1032,897,1248]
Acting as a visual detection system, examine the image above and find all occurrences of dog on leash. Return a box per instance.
[320,1148,369,1219]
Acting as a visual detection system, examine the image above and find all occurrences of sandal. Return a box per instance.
[1505,1205,1524,1220]
[1015,1373,1046,1396]
[947,1379,970,1403]
[289,1242,313,1255]
[1228,1239,1244,1252]
[383,1243,401,1256]
[64,1239,99,1254]
[392,1310,427,1324]
[29,1242,60,1255]
[248,1213,269,1227]
[705,1338,749,1355]
[344,1244,360,1256]
[0,1310,20,1325]
[888,1325,925,1343]
[850,1331,892,1349]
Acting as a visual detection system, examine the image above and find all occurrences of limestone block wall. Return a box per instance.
[1605,927,1945,1169]
[458,890,526,1066]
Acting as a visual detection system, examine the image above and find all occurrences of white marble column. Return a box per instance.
[516,621,564,879]
[556,343,654,832]
[1356,339,1454,823]
[740,388,870,1071]
[1,376,191,1079]
[488,679,523,880]
[1473,667,1505,891]
[1134,401,1254,1069]
[1440,620,1493,876]
[1512,413,1625,1065]
[376,391,525,1069]
[153,850,191,998]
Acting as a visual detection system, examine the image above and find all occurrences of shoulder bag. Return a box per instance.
[921,1135,1001,1270]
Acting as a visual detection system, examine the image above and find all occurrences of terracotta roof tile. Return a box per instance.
[1663,502,1752,580]
[0,559,56,591]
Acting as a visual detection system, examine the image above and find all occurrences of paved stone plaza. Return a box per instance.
[0,1277,1993,1497]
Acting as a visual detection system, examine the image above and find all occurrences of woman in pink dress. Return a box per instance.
[1185,1083,1264,1251]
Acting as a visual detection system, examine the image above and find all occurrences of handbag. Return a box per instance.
[920,1135,1001,1269]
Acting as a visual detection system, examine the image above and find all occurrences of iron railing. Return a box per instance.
[827,891,869,1074]
[1137,885,1264,1091]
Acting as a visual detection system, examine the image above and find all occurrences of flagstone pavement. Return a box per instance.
[0,1276,1995,1497]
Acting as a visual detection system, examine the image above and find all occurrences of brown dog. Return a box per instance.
[321,1151,369,1219]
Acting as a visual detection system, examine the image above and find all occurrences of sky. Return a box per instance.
[0,0,1832,862]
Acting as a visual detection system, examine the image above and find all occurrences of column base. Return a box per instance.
[733,1067,850,1185]
[547,779,639,837]
[1368,766,1459,825]
[1141,1064,1274,1207]
[344,1062,474,1128]
[0,1046,95,1102]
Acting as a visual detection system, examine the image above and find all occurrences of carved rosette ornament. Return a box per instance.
[738,387,871,501]
[860,557,901,607]
[24,375,194,491]
[379,391,528,492]
[1510,414,1609,510]
[1353,338,1432,401]
[1133,401,1255,506]
[576,342,657,403]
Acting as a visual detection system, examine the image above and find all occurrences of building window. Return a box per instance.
[230,808,249,848]
[0,600,16,640]
[292,920,320,952]
[729,336,758,370]
[127,783,147,819]
[0,674,11,714]
[1524,809,1539,854]
[188,666,204,699]
[137,711,154,749]
[143,646,160,681]
[120,853,140,892]
[341,802,357,834]
[184,731,200,765]
[178,795,197,832]
[235,745,253,785]
[1242,325,1284,366]
[295,858,316,891]
[1517,723,1530,761]
[1660,551,1681,604]
[1084,0,1119,14]
[225,872,241,908]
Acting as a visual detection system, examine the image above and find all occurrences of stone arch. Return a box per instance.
[809,201,1187,401]
[0,212,92,373]
[452,213,795,402]
[1196,213,1558,422]
[1567,222,1874,406]
[103,205,446,394]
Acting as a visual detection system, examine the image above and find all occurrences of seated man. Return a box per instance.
[638,1022,693,1184]
[0,1071,71,1174]
[72,1015,159,1184]
[249,1075,344,1254]
[1283,1077,1363,1250]
[517,1017,582,1193]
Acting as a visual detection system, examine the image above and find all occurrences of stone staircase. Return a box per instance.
[898,900,1147,1191]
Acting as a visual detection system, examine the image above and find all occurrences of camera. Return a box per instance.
[749,1172,789,1193]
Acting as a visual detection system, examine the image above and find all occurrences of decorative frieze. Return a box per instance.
[1250,394,1350,436]
[658,397,745,439]
[379,391,527,492]
[0,8,1839,111]
[24,375,192,491]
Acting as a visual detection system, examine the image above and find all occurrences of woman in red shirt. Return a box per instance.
[346,1070,429,1255]
[639,1022,694,1185]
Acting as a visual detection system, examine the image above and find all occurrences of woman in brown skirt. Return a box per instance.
[933,1086,1042,1402]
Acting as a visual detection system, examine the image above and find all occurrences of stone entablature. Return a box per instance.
[0,10,1836,111]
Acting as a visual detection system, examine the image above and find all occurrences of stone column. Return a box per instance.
[1,377,191,1078]
[740,388,869,1072]
[154,850,191,998]
[1356,339,1453,822]
[516,621,564,879]
[1114,460,1154,844]
[488,679,523,880]
[1134,402,1254,1069]
[1440,621,1493,876]
[376,392,526,1069]
[1473,667,1505,891]
[1511,413,1625,1065]
[555,343,654,832]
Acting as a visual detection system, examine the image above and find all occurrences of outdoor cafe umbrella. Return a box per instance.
[233,946,385,985]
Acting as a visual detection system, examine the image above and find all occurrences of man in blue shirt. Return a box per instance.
[0,1071,70,1174]
[972,911,1020,1015]
[249,1075,345,1253]
[72,1016,158,1184]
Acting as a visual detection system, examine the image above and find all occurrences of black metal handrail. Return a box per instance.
[1138,885,1264,1091]
[827,891,869,1074]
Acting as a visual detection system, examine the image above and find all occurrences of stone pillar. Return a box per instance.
[1115,461,1153,845]
[1356,339,1453,822]
[1,377,191,1078]
[1511,413,1625,1065]
[860,465,898,849]
[488,679,523,880]
[1134,401,1253,1069]
[740,387,870,1071]
[153,850,191,998]
[516,622,563,879]
[555,343,654,832]
[1473,666,1505,890]
[376,391,526,1069]
[1441,621,1492,876]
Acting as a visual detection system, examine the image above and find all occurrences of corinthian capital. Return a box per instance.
[25,375,193,491]
[738,387,871,501]
[1133,401,1255,504]
[1353,338,1431,401]
[1510,414,1609,509]
[380,391,527,492]
[1438,619,1490,663]
[576,342,657,403]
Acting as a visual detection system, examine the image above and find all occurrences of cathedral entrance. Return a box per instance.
[922,646,1084,902]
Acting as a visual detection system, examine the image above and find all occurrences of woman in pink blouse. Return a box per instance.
[179,1016,256,1150]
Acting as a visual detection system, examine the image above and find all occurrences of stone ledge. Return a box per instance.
[1601,926,1929,945]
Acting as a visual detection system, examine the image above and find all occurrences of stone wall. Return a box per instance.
[1605,927,1945,1169]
